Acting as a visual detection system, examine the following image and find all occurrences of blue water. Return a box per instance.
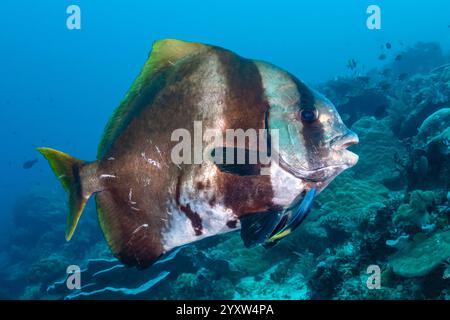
[0,0,449,299]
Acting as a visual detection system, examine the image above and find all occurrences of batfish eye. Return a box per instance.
[299,108,318,123]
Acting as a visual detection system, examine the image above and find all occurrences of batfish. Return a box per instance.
[38,39,359,268]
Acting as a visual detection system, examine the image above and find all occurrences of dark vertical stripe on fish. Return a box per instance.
[292,78,327,168]
[214,50,275,213]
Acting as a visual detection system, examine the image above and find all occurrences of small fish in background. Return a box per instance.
[398,73,409,81]
[395,54,403,61]
[347,58,358,71]
[378,54,387,60]
[23,158,38,169]
[385,42,392,49]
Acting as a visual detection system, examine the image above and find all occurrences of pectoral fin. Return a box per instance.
[239,188,316,248]
[265,188,316,246]
[239,210,283,248]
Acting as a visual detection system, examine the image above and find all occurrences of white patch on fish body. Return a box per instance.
[161,54,240,252]
[161,200,238,252]
[161,203,197,250]
[269,160,305,207]
[161,166,238,251]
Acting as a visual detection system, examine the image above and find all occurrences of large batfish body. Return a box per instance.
[38,39,358,268]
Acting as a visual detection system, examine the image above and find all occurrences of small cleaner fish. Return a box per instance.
[38,39,358,268]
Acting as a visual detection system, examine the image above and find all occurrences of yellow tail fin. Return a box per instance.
[37,147,89,241]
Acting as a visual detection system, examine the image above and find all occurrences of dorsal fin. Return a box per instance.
[145,39,209,74]
[97,39,210,159]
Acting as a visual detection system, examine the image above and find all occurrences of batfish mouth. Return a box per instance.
[343,150,359,166]
[286,164,348,182]
[278,152,359,182]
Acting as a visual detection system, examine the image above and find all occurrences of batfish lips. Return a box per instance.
[255,61,358,184]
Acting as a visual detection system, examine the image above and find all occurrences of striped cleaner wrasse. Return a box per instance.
[38,39,358,268]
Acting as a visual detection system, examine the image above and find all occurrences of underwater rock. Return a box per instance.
[317,174,389,222]
[389,230,450,277]
[391,42,447,77]
[321,79,389,126]
[11,189,66,243]
[337,89,389,126]
[413,155,429,177]
[426,127,450,157]
[171,269,236,299]
[392,190,438,232]
[307,255,344,299]
[395,66,450,138]
[398,108,450,190]
[443,259,450,280]
[0,187,110,299]
[303,171,390,250]
[28,256,68,285]
[234,263,309,299]
[205,234,276,277]
[415,108,450,148]
[350,117,406,187]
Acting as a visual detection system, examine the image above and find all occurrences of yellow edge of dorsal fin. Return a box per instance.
[148,39,209,73]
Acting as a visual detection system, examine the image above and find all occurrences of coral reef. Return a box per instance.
[350,117,407,187]
[1,41,449,300]
[0,186,110,299]
[389,230,450,278]
[393,190,438,232]
[393,65,450,138]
